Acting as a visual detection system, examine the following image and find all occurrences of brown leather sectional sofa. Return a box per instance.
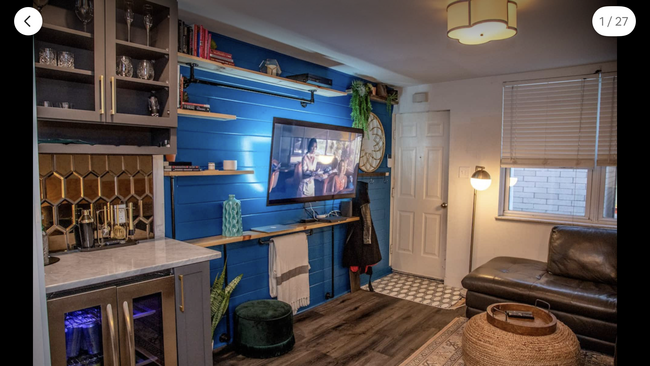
[462,225,617,356]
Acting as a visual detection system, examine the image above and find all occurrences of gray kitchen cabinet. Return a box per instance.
[174,261,213,366]
[104,0,178,127]
[34,0,178,155]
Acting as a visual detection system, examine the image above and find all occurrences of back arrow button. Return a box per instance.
[15,7,43,36]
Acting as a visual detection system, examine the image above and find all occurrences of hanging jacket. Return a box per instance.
[342,181,382,282]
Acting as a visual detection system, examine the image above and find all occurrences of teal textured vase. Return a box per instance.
[222,194,243,237]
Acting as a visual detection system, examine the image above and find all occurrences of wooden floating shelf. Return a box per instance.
[35,63,94,84]
[164,170,254,177]
[177,109,237,121]
[358,172,390,177]
[186,217,360,248]
[178,53,347,98]
[346,89,398,105]
[38,23,94,50]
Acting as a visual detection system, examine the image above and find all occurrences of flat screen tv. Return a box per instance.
[267,117,364,206]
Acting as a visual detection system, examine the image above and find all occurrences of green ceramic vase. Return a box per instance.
[222,194,243,237]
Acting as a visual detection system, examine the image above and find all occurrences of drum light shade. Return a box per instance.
[447,0,518,45]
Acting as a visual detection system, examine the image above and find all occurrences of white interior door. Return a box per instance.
[391,111,450,279]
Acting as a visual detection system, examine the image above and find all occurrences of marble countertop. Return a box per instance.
[44,237,221,294]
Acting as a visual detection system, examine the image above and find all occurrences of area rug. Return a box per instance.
[399,317,614,366]
[361,272,465,309]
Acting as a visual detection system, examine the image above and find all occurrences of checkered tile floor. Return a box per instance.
[361,272,465,309]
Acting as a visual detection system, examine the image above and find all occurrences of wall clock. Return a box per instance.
[359,113,385,172]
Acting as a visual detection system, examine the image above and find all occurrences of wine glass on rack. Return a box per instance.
[143,4,154,47]
[75,0,94,33]
[125,0,134,42]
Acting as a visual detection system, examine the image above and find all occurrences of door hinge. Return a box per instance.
[390,243,393,254]
[391,187,395,198]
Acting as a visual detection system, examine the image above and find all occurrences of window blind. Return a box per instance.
[597,75,617,166]
[501,73,617,168]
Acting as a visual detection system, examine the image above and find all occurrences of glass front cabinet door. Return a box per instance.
[35,0,107,123]
[117,276,177,366]
[47,275,177,366]
[104,0,178,127]
[47,287,119,366]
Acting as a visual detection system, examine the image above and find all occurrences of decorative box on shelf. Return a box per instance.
[285,73,332,88]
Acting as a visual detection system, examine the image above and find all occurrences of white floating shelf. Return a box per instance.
[178,53,347,98]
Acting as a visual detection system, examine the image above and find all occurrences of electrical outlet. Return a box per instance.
[459,166,471,178]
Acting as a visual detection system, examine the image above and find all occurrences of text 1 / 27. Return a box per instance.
[592,7,635,37]
[599,17,628,27]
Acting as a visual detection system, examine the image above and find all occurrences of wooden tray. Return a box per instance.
[486,301,557,336]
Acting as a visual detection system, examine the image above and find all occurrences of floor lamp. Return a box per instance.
[469,166,491,272]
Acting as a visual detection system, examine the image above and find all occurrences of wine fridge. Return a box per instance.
[47,272,177,366]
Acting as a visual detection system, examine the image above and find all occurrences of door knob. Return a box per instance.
[441,202,448,208]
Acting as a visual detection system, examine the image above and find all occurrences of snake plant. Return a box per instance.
[211,261,243,339]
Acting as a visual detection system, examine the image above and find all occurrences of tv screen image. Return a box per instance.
[267,117,364,205]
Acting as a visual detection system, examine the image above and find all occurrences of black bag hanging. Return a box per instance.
[342,181,382,288]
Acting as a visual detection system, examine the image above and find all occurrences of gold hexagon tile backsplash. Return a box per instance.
[39,154,155,252]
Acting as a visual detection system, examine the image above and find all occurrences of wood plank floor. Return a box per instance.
[213,290,466,365]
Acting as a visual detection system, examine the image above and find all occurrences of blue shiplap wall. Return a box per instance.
[164,31,393,348]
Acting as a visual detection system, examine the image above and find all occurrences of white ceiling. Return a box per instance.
[177,0,617,87]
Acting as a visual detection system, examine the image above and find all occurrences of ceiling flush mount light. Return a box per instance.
[447,0,518,45]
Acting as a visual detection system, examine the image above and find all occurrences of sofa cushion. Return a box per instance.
[530,272,617,322]
[547,226,617,286]
[461,256,548,304]
[462,256,617,323]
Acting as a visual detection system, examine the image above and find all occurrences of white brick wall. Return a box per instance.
[509,168,587,216]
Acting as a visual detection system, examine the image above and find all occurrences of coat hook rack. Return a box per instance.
[183,63,315,107]
[258,229,314,245]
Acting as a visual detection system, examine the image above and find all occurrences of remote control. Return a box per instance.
[506,310,534,319]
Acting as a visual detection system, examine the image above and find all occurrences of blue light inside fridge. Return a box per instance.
[64,307,104,366]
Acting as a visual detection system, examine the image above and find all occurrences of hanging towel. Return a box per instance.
[269,232,311,314]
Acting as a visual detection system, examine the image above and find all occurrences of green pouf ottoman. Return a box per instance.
[233,300,295,358]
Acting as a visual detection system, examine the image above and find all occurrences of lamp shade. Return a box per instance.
[447,0,518,45]
[470,168,491,191]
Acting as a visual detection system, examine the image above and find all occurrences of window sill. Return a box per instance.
[495,215,617,229]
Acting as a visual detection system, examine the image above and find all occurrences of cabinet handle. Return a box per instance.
[106,304,118,366]
[111,76,116,115]
[179,274,185,312]
[123,301,135,366]
[100,75,105,115]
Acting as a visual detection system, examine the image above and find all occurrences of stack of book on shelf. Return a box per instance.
[164,161,201,172]
[180,102,211,112]
[178,19,212,60]
[209,49,234,66]
[178,75,211,112]
[178,20,231,61]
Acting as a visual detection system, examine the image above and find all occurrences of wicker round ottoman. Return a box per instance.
[462,313,581,366]
[233,300,295,358]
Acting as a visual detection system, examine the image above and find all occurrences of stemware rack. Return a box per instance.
[34,0,178,155]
